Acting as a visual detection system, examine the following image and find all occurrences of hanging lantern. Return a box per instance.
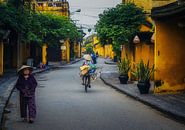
[151,33,155,43]
[133,35,140,44]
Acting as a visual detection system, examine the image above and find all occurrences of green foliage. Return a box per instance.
[95,3,146,55]
[85,43,93,54]
[117,57,131,75]
[0,2,82,46]
[132,60,155,82]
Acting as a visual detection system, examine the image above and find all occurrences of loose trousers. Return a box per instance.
[20,94,36,119]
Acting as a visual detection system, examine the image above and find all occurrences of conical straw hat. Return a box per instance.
[83,54,92,61]
[17,65,33,74]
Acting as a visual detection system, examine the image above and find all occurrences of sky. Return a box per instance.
[68,0,121,37]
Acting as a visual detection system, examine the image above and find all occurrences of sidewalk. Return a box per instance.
[0,58,82,126]
[100,59,185,124]
[104,58,117,65]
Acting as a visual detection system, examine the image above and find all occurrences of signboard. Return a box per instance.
[61,45,66,50]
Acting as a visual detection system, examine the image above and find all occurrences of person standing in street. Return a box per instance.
[15,65,37,124]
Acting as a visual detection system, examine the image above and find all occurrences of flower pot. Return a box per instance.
[137,81,150,94]
[113,56,118,62]
[119,74,129,84]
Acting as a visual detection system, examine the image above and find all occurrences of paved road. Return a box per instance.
[3,59,185,130]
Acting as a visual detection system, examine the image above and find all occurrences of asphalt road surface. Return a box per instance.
[3,59,185,130]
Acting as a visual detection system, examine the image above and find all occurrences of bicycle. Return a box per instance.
[83,73,90,92]
[82,70,97,93]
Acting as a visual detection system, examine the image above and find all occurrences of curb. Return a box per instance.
[104,61,117,65]
[100,74,185,124]
[0,58,83,128]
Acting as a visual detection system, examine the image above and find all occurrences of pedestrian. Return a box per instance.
[15,65,37,124]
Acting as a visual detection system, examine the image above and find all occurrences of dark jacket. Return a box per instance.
[15,74,37,97]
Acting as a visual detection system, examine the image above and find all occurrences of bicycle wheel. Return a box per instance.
[85,75,90,92]
[84,76,88,92]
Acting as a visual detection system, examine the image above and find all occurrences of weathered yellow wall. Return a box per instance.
[104,44,114,59]
[152,0,176,7]
[66,40,70,63]
[124,0,152,13]
[93,36,105,57]
[93,44,105,57]
[124,0,176,8]
[154,21,185,93]
[134,44,154,67]
[36,2,69,17]
[0,41,3,75]
[42,44,47,65]
[78,43,81,58]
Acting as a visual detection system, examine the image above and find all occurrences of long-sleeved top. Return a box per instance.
[15,74,37,97]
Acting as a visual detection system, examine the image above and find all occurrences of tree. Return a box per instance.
[0,2,82,46]
[95,3,146,58]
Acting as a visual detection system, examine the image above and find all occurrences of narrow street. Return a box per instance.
[3,59,185,130]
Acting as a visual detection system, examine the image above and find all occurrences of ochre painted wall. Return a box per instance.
[42,44,47,65]
[154,20,185,92]
[66,40,70,63]
[124,0,176,9]
[93,44,104,57]
[152,0,176,7]
[0,41,3,75]
[93,36,105,57]
[124,0,152,13]
[134,44,154,67]
[104,44,114,59]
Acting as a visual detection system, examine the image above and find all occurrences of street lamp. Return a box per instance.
[70,9,81,15]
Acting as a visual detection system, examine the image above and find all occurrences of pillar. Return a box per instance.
[42,44,47,65]
[66,40,70,63]
[0,41,3,75]
[78,43,81,58]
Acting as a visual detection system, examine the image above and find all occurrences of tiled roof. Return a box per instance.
[151,2,185,20]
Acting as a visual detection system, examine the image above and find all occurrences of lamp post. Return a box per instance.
[70,9,81,15]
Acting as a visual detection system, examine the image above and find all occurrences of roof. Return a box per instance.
[151,2,185,20]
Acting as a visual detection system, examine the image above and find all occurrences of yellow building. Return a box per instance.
[93,36,105,57]
[91,36,114,59]
[36,0,71,63]
[121,0,155,75]
[152,1,185,93]
[123,0,185,92]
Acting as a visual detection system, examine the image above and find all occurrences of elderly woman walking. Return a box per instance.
[15,65,37,124]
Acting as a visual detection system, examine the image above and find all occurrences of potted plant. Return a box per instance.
[132,60,155,94]
[117,57,131,84]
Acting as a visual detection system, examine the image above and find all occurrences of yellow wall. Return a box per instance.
[36,2,69,17]
[66,40,70,63]
[134,43,154,67]
[104,44,114,59]
[123,0,152,13]
[121,44,154,80]
[152,0,176,7]
[124,0,176,8]
[93,36,105,57]
[42,44,47,65]
[0,41,3,75]
[154,21,185,93]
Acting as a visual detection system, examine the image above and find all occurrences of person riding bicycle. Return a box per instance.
[81,54,96,87]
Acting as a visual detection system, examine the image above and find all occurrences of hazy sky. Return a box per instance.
[68,0,121,36]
